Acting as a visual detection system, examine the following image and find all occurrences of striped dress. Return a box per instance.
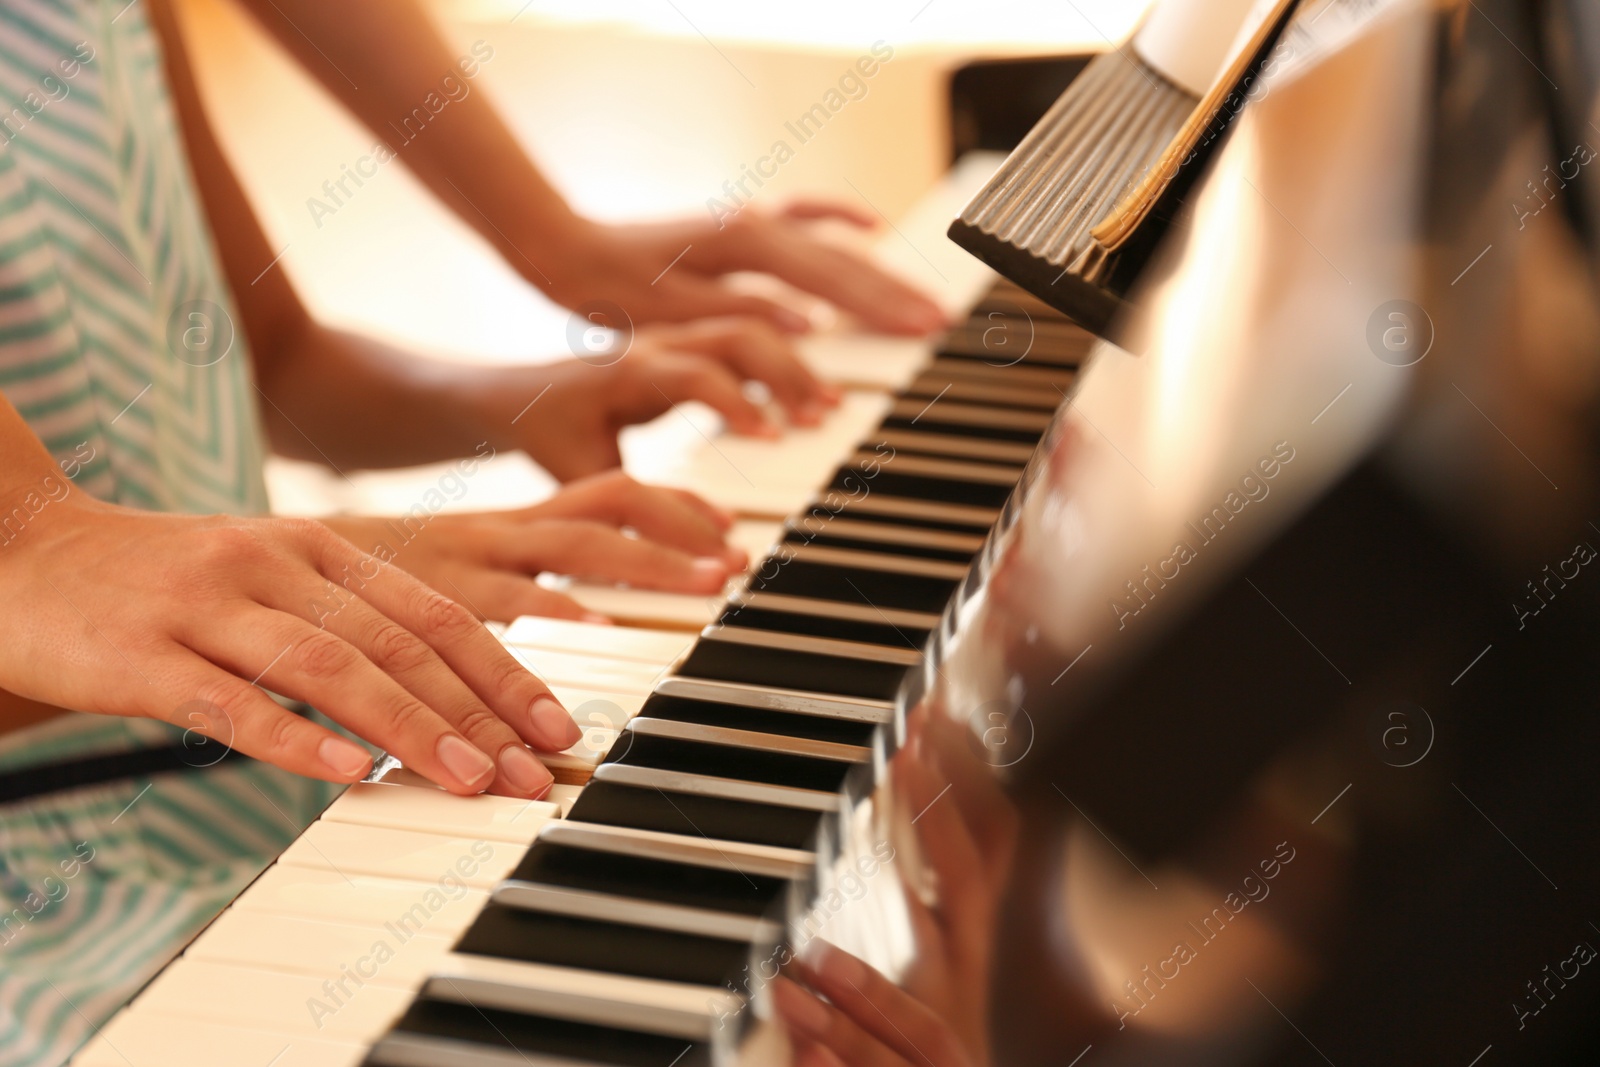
[0,2,339,1064]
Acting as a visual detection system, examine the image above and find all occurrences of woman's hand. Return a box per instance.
[321,471,747,623]
[483,318,843,481]
[543,204,948,337]
[0,491,584,800]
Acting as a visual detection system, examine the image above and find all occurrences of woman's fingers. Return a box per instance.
[651,274,814,334]
[295,524,583,765]
[722,218,946,336]
[792,1043,850,1067]
[151,650,373,784]
[188,603,499,795]
[442,568,601,625]
[482,520,734,594]
[300,588,556,796]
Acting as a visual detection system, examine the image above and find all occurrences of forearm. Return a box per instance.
[234,0,583,285]
[254,322,526,469]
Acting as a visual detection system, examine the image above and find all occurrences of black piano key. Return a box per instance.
[901,373,1060,412]
[879,411,1043,444]
[509,841,788,917]
[782,527,978,563]
[780,524,979,566]
[922,355,1078,391]
[825,467,1013,509]
[802,492,997,534]
[886,393,1052,428]
[637,693,878,747]
[675,640,908,701]
[752,558,959,613]
[455,903,750,988]
[608,733,853,793]
[566,779,824,850]
[938,319,1090,366]
[716,601,930,649]
[370,996,712,1067]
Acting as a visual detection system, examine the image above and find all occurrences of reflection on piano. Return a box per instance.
[73,0,1600,1064]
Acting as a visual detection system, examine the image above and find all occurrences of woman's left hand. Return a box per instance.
[320,470,746,623]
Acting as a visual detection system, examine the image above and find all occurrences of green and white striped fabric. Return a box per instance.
[0,2,331,1065]
[0,0,267,511]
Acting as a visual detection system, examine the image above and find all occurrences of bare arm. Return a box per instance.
[220,0,945,334]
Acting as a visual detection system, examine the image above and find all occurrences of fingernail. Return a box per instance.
[775,981,831,1037]
[691,557,729,586]
[712,505,736,527]
[581,611,613,625]
[318,736,371,779]
[529,695,582,749]
[499,744,554,796]
[796,403,824,426]
[436,734,495,789]
[721,547,749,570]
[774,307,812,334]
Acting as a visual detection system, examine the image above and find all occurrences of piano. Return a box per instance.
[71,1,1600,1065]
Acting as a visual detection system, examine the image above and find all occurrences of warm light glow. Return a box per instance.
[455,0,1151,53]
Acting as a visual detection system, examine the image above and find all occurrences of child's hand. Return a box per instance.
[321,471,747,623]
[488,318,843,481]
[0,493,582,800]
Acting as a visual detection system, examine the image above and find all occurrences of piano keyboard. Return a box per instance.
[69,154,1096,1067]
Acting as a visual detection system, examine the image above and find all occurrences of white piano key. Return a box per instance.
[423,953,743,1043]
[134,958,415,1042]
[538,726,618,782]
[185,909,453,988]
[71,1016,364,1067]
[873,151,1003,316]
[233,864,489,935]
[627,391,891,518]
[550,687,645,730]
[545,783,584,818]
[501,616,695,664]
[278,821,528,889]
[503,645,666,695]
[549,582,730,630]
[798,333,930,391]
[320,781,557,842]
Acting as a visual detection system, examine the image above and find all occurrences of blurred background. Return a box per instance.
[170,0,1151,514]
